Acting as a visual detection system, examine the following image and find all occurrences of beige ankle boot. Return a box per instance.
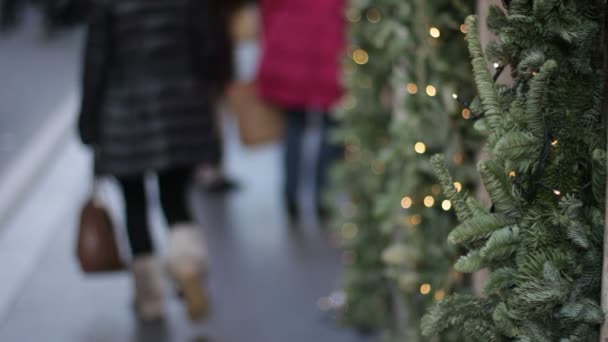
[132,255,166,321]
[167,223,210,321]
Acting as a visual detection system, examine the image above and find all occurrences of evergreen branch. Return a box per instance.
[465,15,503,132]
[449,213,516,245]
[484,267,517,295]
[525,60,557,139]
[478,160,521,217]
[493,132,540,162]
[479,225,520,261]
[421,294,498,341]
[492,302,519,338]
[454,249,486,272]
[431,154,472,222]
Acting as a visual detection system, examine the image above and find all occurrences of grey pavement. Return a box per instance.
[0,127,372,342]
[0,9,83,177]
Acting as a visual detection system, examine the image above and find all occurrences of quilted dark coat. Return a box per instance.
[78,0,232,176]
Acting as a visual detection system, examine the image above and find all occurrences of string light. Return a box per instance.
[493,62,500,69]
[424,196,435,208]
[341,202,358,218]
[453,153,464,165]
[407,83,419,94]
[461,108,471,119]
[358,76,372,89]
[366,8,382,23]
[452,93,458,100]
[426,85,437,97]
[342,251,355,266]
[431,184,442,195]
[509,170,517,178]
[401,196,413,209]
[414,142,427,154]
[553,189,561,196]
[420,283,432,295]
[372,161,385,175]
[429,27,441,38]
[346,8,361,22]
[353,49,369,65]
[342,95,357,110]
[551,139,559,147]
[460,24,467,33]
[441,200,452,211]
[454,182,463,192]
[342,223,359,239]
[410,214,422,226]
[434,290,446,301]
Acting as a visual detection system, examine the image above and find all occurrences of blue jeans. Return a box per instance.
[284,109,341,209]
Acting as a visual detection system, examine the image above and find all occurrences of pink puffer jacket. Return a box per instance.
[257,0,346,111]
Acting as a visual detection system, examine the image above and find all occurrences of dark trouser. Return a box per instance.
[117,167,192,256]
[284,109,341,208]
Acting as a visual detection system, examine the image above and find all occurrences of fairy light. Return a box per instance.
[353,49,369,65]
[461,108,471,119]
[551,139,559,147]
[493,62,500,69]
[342,223,359,239]
[434,290,446,301]
[414,142,427,154]
[366,8,382,23]
[346,8,361,22]
[372,161,385,175]
[342,251,355,266]
[452,93,458,100]
[341,202,357,218]
[509,170,517,178]
[407,83,419,94]
[431,184,442,195]
[441,200,452,211]
[410,214,422,226]
[460,24,467,33]
[454,182,463,192]
[424,196,435,208]
[401,196,413,209]
[553,189,561,196]
[429,27,441,38]
[420,283,432,295]
[453,153,464,165]
[426,85,437,97]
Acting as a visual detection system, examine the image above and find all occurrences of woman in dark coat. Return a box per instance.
[78,0,232,321]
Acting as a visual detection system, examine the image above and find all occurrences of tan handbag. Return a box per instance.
[227,82,284,146]
[230,4,260,43]
[76,186,125,273]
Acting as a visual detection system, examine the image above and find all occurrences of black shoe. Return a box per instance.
[317,205,330,223]
[204,177,240,194]
[287,198,299,222]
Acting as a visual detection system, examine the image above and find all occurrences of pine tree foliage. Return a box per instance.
[329,0,398,332]
[423,1,607,340]
[331,0,480,339]
[375,0,481,338]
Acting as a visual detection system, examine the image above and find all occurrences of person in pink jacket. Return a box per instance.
[258,0,346,221]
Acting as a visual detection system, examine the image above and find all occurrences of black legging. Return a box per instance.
[117,167,192,256]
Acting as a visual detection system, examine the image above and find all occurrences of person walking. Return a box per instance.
[78,0,232,321]
[258,0,346,221]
